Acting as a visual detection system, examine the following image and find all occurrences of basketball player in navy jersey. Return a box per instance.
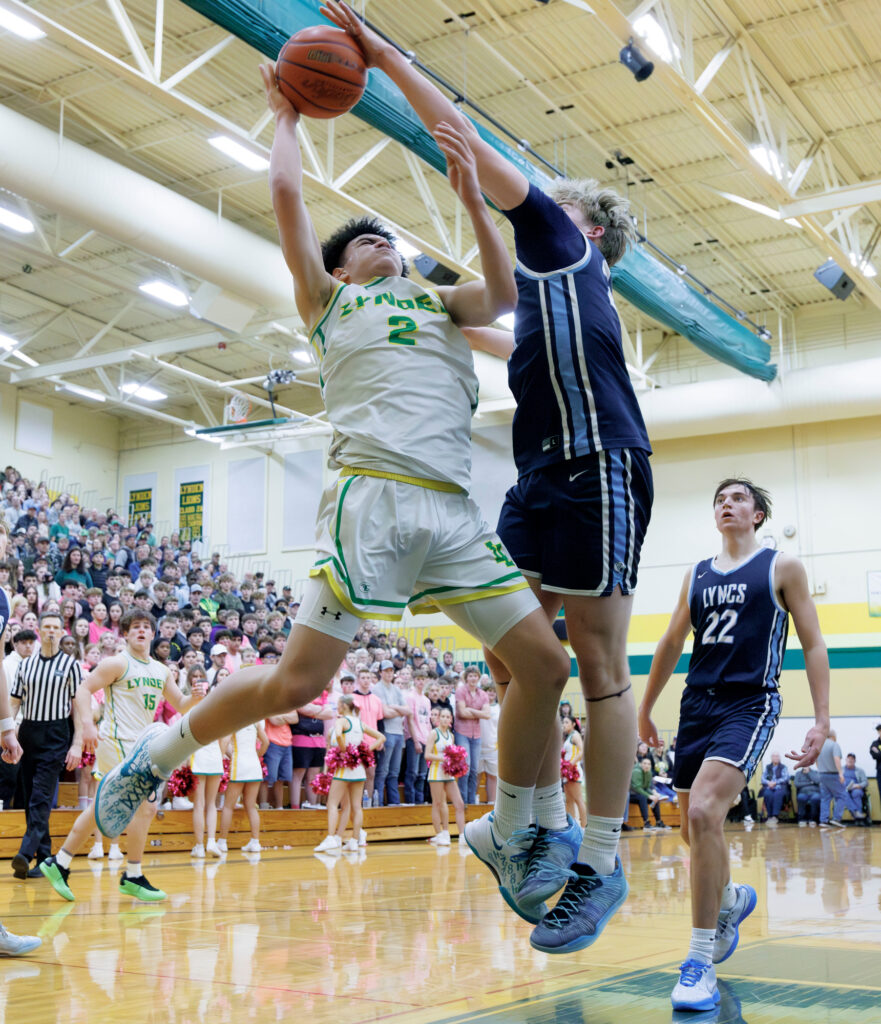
[639,479,829,1011]
[324,1,651,950]
[0,521,42,955]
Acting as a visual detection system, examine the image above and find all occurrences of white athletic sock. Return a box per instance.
[534,783,569,831]
[150,714,200,777]
[125,862,142,878]
[494,780,534,838]
[577,814,623,875]
[56,849,73,870]
[720,878,737,910]
[688,927,715,965]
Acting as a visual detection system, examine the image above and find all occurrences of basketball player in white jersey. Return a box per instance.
[93,59,571,904]
[40,610,199,902]
[639,479,829,1011]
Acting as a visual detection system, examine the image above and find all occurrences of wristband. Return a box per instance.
[0,717,15,733]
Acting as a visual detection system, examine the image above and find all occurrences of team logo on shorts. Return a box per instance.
[359,582,371,594]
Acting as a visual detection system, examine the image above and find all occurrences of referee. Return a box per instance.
[9,610,83,879]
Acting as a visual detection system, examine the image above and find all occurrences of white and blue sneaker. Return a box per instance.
[94,723,169,838]
[671,959,720,1011]
[0,923,41,956]
[713,883,756,964]
[516,816,582,916]
[529,857,628,953]
[464,812,540,923]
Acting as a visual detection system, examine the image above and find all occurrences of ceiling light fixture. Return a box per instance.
[0,204,35,234]
[849,253,878,278]
[496,313,515,330]
[56,382,106,402]
[395,238,421,260]
[208,136,270,171]
[0,4,46,40]
[619,37,654,82]
[633,14,680,64]
[12,351,38,367]
[139,279,188,307]
[120,381,167,402]
[291,349,312,364]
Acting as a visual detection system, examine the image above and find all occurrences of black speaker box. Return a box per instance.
[813,258,856,300]
[413,254,460,286]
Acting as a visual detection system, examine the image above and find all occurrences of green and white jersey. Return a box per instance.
[99,651,167,748]
[310,276,479,490]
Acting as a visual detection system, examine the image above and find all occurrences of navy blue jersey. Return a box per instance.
[503,185,651,476]
[0,587,7,635]
[686,546,788,691]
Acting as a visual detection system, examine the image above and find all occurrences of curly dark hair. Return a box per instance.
[320,217,409,277]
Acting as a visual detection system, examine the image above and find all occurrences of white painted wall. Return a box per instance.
[0,383,119,506]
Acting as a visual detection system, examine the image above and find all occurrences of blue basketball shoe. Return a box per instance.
[94,723,168,838]
[529,857,628,953]
[671,959,720,1012]
[713,883,756,963]
[0,924,41,956]
[516,816,582,916]
[464,812,541,923]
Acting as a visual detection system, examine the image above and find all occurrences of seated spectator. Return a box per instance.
[54,546,92,589]
[87,602,111,644]
[794,766,821,827]
[630,757,666,830]
[843,753,869,823]
[760,752,790,824]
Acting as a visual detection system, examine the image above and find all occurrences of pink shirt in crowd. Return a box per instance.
[291,690,330,749]
[353,690,383,732]
[405,691,431,746]
[455,683,489,739]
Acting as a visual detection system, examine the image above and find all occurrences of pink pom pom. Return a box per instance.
[167,763,195,797]
[342,744,361,770]
[443,744,468,778]
[560,754,580,783]
[219,757,231,793]
[325,747,344,772]
[311,771,333,796]
[357,741,375,769]
[79,750,96,768]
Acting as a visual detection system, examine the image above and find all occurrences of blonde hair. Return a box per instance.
[338,694,358,715]
[547,178,637,266]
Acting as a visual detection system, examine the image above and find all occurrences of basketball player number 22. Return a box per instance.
[702,609,737,645]
[388,315,417,346]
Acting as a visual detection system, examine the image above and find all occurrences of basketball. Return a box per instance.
[276,26,367,119]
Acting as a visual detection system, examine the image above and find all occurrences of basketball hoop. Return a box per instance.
[227,392,251,424]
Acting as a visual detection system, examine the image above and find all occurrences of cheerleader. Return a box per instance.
[219,720,269,853]
[425,707,466,846]
[561,715,586,827]
[188,666,224,858]
[314,695,384,854]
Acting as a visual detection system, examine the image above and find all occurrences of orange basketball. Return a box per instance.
[276,26,367,119]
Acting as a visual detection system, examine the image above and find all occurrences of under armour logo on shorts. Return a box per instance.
[320,607,342,620]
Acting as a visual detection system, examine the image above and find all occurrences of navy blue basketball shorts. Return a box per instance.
[671,685,782,791]
[496,447,652,596]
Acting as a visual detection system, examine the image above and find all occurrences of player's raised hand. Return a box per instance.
[785,722,827,769]
[260,61,297,120]
[321,1,391,67]
[434,122,483,209]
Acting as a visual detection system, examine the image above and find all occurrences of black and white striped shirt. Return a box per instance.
[11,651,82,722]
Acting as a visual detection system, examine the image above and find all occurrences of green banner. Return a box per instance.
[179,480,204,541]
[128,488,152,526]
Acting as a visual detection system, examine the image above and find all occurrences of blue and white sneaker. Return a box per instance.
[0,923,41,956]
[464,812,540,923]
[516,816,582,916]
[94,723,168,838]
[713,883,756,963]
[529,857,628,953]
[671,959,720,1011]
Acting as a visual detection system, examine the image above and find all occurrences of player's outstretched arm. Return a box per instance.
[163,667,204,716]
[321,1,529,210]
[777,554,830,767]
[461,326,515,360]
[638,570,693,747]
[431,124,516,327]
[260,62,336,329]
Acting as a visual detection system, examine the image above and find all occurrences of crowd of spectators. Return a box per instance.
[1,464,501,819]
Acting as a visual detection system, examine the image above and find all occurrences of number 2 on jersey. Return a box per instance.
[702,608,738,645]
[388,315,417,346]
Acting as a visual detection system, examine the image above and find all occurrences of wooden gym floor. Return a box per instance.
[1,824,878,1024]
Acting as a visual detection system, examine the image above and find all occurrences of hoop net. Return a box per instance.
[227,392,251,424]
